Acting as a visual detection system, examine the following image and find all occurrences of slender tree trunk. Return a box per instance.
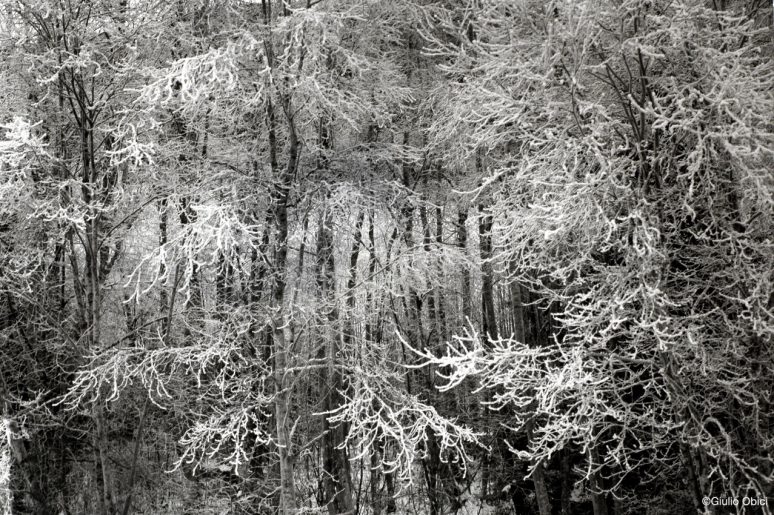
[397,138,443,515]
[478,206,498,343]
[457,206,471,321]
[158,199,169,315]
[5,417,49,515]
[120,399,148,515]
[271,212,296,513]
[533,461,552,515]
[331,211,367,514]
[364,213,395,515]
[265,84,300,512]
[589,446,608,515]
[315,206,357,515]
[94,405,115,515]
[477,204,498,501]
[421,202,453,515]
[259,12,299,507]
[682,444,706,514]
[434,206,448,343]
[561,449,572,515]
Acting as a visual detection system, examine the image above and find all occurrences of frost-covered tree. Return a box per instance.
[421,0,774,512]
[0,0,166,511]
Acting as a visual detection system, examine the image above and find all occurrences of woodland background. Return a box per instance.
[0,0,772,513]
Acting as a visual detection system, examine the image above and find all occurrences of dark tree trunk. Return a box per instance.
[478,206,498,342]
[315,205,357,515]
[457,207,471,321]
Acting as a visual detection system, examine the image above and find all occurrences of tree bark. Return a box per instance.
[315,206,357,515]
[457,207,471,321]
[589,446,608,515]
[532,460,552,515]
[478,206,498,342]
[477,204,498,501]
[264,81,300,512]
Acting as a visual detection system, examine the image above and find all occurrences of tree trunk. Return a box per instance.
[5,418,50,515]
[365,213,395,515]
[477,204,498,501]
[478,206,498,343]
[532,460,552,515]
[457,206,471,321]
[315,205,357,515]
[589,446,608,515]
[266,84,299,512]
[561,449,572,515]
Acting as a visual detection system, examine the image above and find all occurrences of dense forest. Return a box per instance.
[0,0,772,513]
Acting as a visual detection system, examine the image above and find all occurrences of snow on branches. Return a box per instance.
[0,419,11,515]
[420,0,774,503]
[327,352,480,488]
[175,406,272,477]
[60,304,274,474]
[0,118,48,208]
[413,324,683,484]
[125,201,261,305]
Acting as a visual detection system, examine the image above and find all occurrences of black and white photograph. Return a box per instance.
[0,0,772,513]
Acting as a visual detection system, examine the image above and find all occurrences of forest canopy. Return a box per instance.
[0,0,772,514]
